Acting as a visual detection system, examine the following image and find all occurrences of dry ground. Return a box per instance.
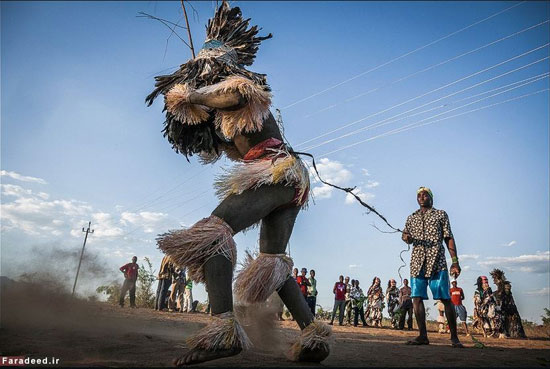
[1,283,549,368]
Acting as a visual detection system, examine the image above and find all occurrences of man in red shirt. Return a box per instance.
[296,268,311,300]
[119,256,139,308]
[329,275,347,326]
[450,280,469,335]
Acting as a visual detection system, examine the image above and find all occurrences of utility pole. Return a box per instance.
[72,221,94,296]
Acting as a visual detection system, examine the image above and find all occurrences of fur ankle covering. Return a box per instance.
[234,252,293,304]
[187,311,252,351]
[156,215,236,283]
[289,321,332,361]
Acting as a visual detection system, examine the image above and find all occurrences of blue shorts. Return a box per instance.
[411,269,450,300]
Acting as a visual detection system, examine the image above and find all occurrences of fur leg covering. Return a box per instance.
[234,252,293,304]
[156,215,236,284]
[187,311,252,351]
[289,321,332,361]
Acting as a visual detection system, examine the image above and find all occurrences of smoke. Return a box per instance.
[2,244,120,297]
[235,294,286,353]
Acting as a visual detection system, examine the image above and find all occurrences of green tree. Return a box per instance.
[136,257,156,308]
[96,283,122,305]
[541,308,550,326]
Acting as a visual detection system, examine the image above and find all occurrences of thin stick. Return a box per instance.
[137,12,191,49]
[181,0,196,58]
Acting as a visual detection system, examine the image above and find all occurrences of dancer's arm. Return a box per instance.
[187,88,245,110]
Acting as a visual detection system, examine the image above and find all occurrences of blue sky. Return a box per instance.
[2,1,549,322]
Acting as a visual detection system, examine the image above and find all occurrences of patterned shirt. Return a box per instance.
[404,207,454,278]
[307,277,317,296]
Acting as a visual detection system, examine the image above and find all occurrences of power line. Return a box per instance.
[320,88,549,157]
[280,2,525,110]
[304,72,549,152]
[129,166,210,214]
[296,44,549,149]
[301,58,549,152]
[303,19,549,119]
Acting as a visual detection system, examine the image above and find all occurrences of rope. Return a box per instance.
[291,150,402,233]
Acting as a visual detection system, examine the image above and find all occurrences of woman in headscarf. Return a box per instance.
[386,279,400,329]
[367,277,384,327]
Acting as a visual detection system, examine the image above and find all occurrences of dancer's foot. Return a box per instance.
[451,337,464,348]
[174,347,242,366]
[406,336,429,345]
[291,345,330,363]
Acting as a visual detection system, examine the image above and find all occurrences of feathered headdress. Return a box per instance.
[490,268,506,284]
[146,1,272,159]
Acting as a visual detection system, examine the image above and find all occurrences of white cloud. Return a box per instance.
[311,185,333,199]
[1,170,47,184]
[120,211,168,233]
[361,169,371,177]
[477,251,550,274]
[309,158,352,186]
[344,187,375,205]
[365,180,379,189]
[90,212,124,238]
[1,184,92,236]
[525,287,550,296]
[1,181,171,241]
[460,254,480,261]
[309,158,353,201]
[349,264,362,269]
[502,240,517,247]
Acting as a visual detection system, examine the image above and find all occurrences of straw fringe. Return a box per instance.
[234,252,293,304]
[165,83,210,125]
[187,312,251,351]
[156,215,236,284]
[214,150,310,207]
[289,321,332,361]
[197,76,271,138]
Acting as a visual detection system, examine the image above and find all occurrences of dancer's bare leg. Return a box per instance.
[259,207,329,362]
[175,185,296,366]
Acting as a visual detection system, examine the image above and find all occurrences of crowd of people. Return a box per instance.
[327,275,414,330]
[117,254,526,341]
[472,270,526,338]
[116,187,526,346]
[117,255,200,313]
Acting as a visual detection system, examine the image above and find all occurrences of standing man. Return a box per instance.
[169,267,186,312]
[344,276,353,325]
[119,256,139,308]
[296,268,311,301]
[450,280,470,336]
[182,271,194,313]
[398,279,414,330]
[329,275,347,326]
[155,255,174,311]
[401,187,463,347]
[307,269,318,316]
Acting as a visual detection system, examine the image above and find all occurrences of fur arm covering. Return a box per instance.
[234,252,293,304]
[165,83,210,125]
[187,311,252,351]
[197,76,272,139]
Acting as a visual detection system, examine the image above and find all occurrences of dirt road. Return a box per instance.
[1,290,549,367]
